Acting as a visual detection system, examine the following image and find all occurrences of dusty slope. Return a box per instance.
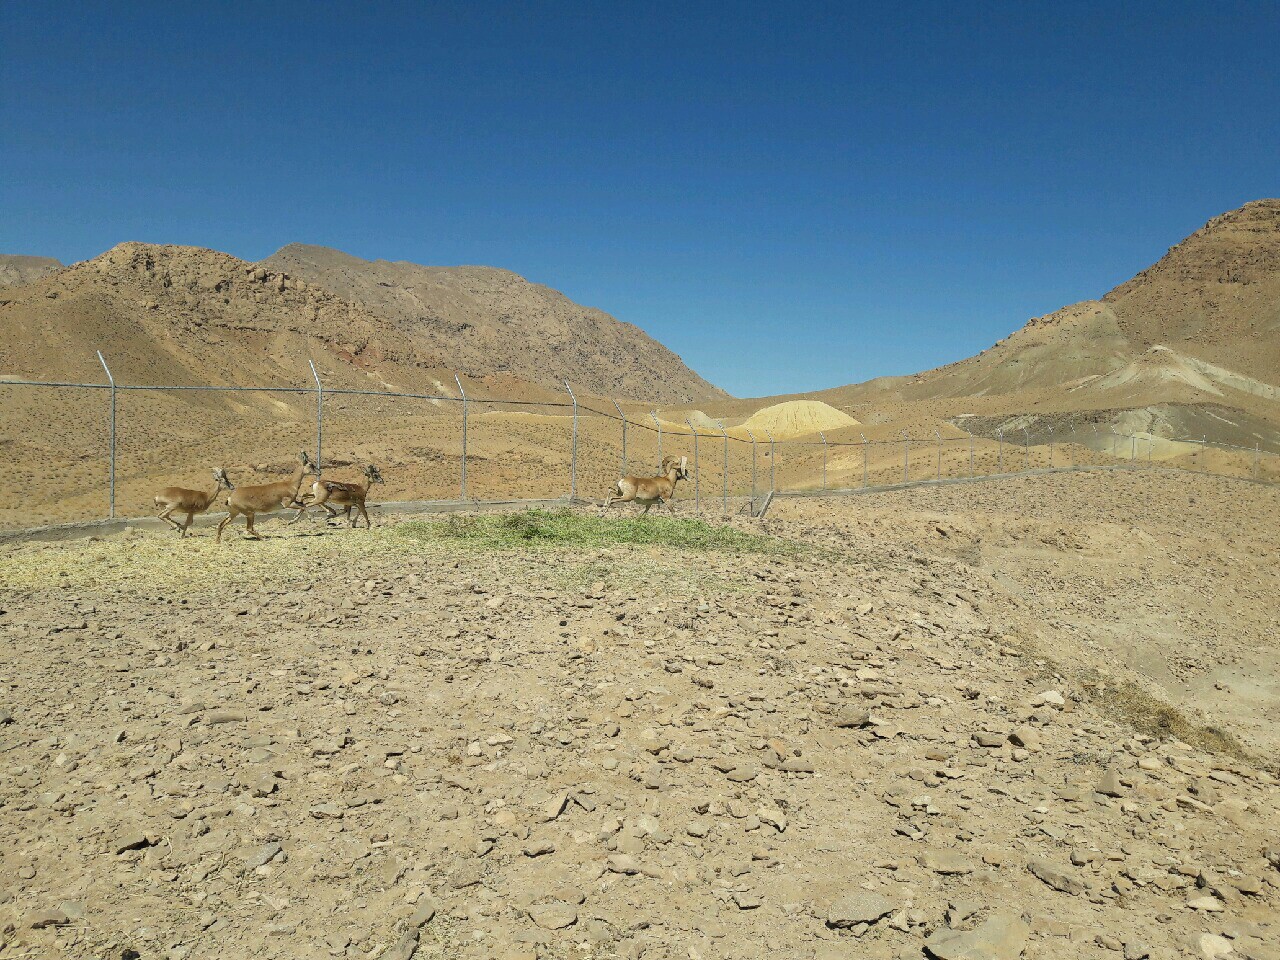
[817,200,1280,412]
[0,242,445,389]
[0,472,1277,959]
[262,244,725,402]
[0,254,64,287]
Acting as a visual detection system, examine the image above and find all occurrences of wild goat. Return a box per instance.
[289,464,384,528]
[154,468,234,537]
[602,456,689,514]
[216,452,318,542]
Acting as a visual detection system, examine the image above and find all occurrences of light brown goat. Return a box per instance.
[154,468,234,537]
[289,464,384,528]
[602,456,689,514]
[216,452,318,542]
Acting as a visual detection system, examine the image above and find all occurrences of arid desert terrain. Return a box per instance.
[0,471,1277,960]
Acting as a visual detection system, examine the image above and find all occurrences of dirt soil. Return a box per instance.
[1,472,1277,960]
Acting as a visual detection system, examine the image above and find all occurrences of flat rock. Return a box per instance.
[244,842,283,870]
[924,909,1030,960]
[529,903,578,930]
[28,908,70,929]
[1095,769,1124,797]
[206,709,247,724]
[1027,858,1085,896]
[834,707,872,728]
[826,892,897,928]
[920,849,975,875]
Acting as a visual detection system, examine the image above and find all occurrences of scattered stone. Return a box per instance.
[1095,769,1125,797]
[920,849,975,875]
[244,842,283,870]
[924,909,1030,960]
[1008,726,1041,752]
[529,903,578,930]
[114,832,153,855]
[827,892,897,929]
[1027,858,1085,896]
[206,709,247,725]
[28,908,70,929]
[1192,933,1234,959]
[835,707,872,728]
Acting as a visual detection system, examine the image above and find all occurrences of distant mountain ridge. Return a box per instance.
[261,243,725,401]
[0,254,64,288]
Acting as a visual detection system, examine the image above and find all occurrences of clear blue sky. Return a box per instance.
[3,2,1277,397]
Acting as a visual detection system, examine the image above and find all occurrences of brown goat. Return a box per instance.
[602,456,689,514]
[289,464,384,528]
[216,452,318,542]
[154,468,234,537]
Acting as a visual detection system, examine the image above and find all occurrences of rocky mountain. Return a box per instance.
[0,242,442,389]
[261,243,724,402]
[0,242,723,402]
[825,200,1280,409]
[0,254,64,288]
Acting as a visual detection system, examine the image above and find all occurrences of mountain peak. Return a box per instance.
[261,244,724,401]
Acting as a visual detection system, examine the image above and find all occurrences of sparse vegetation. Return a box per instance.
[394,508,803,555]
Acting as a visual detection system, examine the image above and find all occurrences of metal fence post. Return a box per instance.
[717,420,729,514]
[686,418,700,512]
[454,374,468,500]
[612,399,628,475]
[819,431,828,490]
[997,428,1004,474]
[1130,433,1136,464]
[96,350,116,520]
[1022,428,1030,471]
[1255,442,1260,480]
[766,428,776,492]
[902,431,909,483]
[968,430,975,477]
[934,428,942,480]
[651,411,662,465]
[308,359,324,471]
[861,432,868,488]
[1047,427,1054,469]
[564,380,578,501]
[746,428,758,514]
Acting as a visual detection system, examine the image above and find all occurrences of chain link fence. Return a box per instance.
[1,356,1277,531]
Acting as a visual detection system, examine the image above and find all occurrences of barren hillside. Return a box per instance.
[262,244,725,402]
[820,200,1280,412]
[0,254,64,288]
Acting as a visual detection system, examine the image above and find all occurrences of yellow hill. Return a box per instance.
[740,400,860,439]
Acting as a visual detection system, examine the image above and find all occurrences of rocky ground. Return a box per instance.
[0,471,1277,960]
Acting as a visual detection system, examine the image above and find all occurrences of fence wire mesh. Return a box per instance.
[1,358,1277,531]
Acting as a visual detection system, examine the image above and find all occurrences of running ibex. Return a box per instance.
[154,468,234,537]
[602,456,689,514]
[290,464,384,528]
[216,452,318,542]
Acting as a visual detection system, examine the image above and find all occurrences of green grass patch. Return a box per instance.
[0,508,803,592]
[393,508,801,555]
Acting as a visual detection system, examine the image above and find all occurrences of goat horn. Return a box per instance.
[680,456,687,470]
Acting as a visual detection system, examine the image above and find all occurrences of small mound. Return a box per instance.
[740,400,860,439]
